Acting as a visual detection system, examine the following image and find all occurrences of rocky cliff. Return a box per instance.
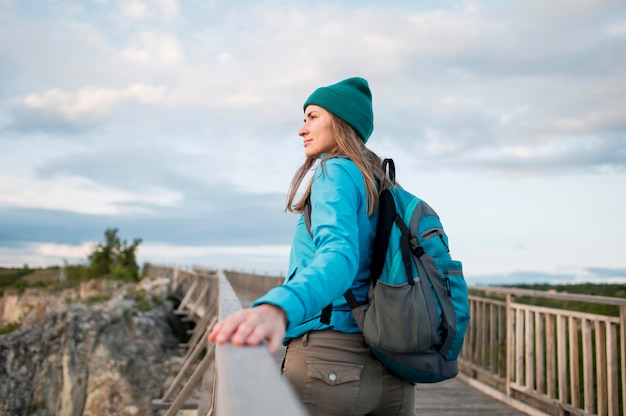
[0,278,187,416]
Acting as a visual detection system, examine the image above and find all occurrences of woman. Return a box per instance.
[208,77,415,415]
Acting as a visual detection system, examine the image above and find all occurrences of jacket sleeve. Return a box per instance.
[253,159,363,329]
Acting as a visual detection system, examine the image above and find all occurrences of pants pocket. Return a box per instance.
[302,361,363,415]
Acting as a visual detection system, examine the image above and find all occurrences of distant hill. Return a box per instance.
[505,282,626,299]
[0,266,66,290]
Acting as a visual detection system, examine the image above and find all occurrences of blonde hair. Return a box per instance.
[286,114,391,216]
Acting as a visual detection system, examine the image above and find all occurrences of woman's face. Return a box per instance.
[299,105,337,158]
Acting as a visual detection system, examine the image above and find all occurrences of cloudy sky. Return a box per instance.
[1,0,625,285]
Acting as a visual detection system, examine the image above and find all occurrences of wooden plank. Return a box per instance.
[490,303,497,374]
[535,312,545,394]
[215,342,307,416]
[506,294,514,397]
[582,318,595,414]
[606,323,618,416]
[190,280,211,317]
[197,357,215,416]
[415,376,532,416]
[515,308,524,385]
[151,399,198,410]
[619,306,626,409]
[480,300,488,367]
[525,310,535,390]
[479,286,626,307]
[460,296,476,362]
[595,320,607,416]
[546,313,556,399]
[557,314,568,404]
[507,303,619,324]
[471,299,479,363]
[165,344,215,416]
[162,326,212,401]
[214,270,307,416]
[454,374,549,416]
[569,316,580,409]
[499,304,506,378]
[175,279,198,313]
[181,315,216,363]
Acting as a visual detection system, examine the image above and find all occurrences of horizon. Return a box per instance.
[4,240,626,287]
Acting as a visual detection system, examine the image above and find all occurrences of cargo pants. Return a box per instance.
[283,329,415,416]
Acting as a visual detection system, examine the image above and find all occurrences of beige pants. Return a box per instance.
[283,330,415,416]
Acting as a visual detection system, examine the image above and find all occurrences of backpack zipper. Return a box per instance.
[422,228,450,252]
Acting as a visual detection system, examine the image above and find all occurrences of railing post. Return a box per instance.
[505,293,514,398]
[619,306,626,409]
[172,267,179,291]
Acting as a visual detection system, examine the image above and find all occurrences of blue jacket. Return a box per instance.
[253,158,377,342]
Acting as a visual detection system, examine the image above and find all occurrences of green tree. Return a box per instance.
[87,228,142,281]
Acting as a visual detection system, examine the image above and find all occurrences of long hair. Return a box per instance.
[286,113,391,216]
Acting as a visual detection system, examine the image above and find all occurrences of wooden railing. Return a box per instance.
[460,286,626,416]
[211,269,306,415]
[145,264,305,416]
[147,265,218,415]
[145,265,626,415]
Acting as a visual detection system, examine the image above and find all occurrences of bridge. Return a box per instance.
[144,264,626,416]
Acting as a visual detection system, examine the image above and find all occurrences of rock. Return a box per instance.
[0,278,185,416]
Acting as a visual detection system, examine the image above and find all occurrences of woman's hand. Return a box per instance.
[207,303,287,355]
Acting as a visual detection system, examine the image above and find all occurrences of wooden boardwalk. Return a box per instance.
[414,377,527,415]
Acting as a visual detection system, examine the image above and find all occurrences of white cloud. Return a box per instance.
[0,171,181,215]
[117,0,180,21]
[118,0,151,20]
[120,31,184,65]
[137,243,291,274]
[154,0,180,20]
[21,84,165,123]
[36,242,93,260]
[0,243,91,268]
[605,19,626,37]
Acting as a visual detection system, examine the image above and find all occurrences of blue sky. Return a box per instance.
[1,0,625,285]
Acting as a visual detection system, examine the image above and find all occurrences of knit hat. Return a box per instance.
[303,77,374,143]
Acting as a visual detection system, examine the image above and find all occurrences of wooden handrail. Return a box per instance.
[212,270,306,416]
[146,264,306,416]
[477,286,626,306]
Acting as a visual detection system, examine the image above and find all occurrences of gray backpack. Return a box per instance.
[305,159,470,383]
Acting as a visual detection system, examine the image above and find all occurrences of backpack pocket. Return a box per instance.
[362,279,434,354]
[434,259,469,360]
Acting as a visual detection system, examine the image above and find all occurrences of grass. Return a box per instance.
[0,321,22,335]
[129,289,153,312]
[83,293,112,304]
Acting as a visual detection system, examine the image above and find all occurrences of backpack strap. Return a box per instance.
[373,158,413,284]
[304,195,313,238]
[370,190,413,285]
[370,189,393,281]
[320,304,332,325]
[394,213,416,286]
[343,289,359,310]
[382,158,396,182]
[370,158,395,282]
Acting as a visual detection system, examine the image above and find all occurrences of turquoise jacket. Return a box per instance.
[253,157,377,342]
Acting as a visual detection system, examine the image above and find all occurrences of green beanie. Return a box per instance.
[303,77,374,143]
